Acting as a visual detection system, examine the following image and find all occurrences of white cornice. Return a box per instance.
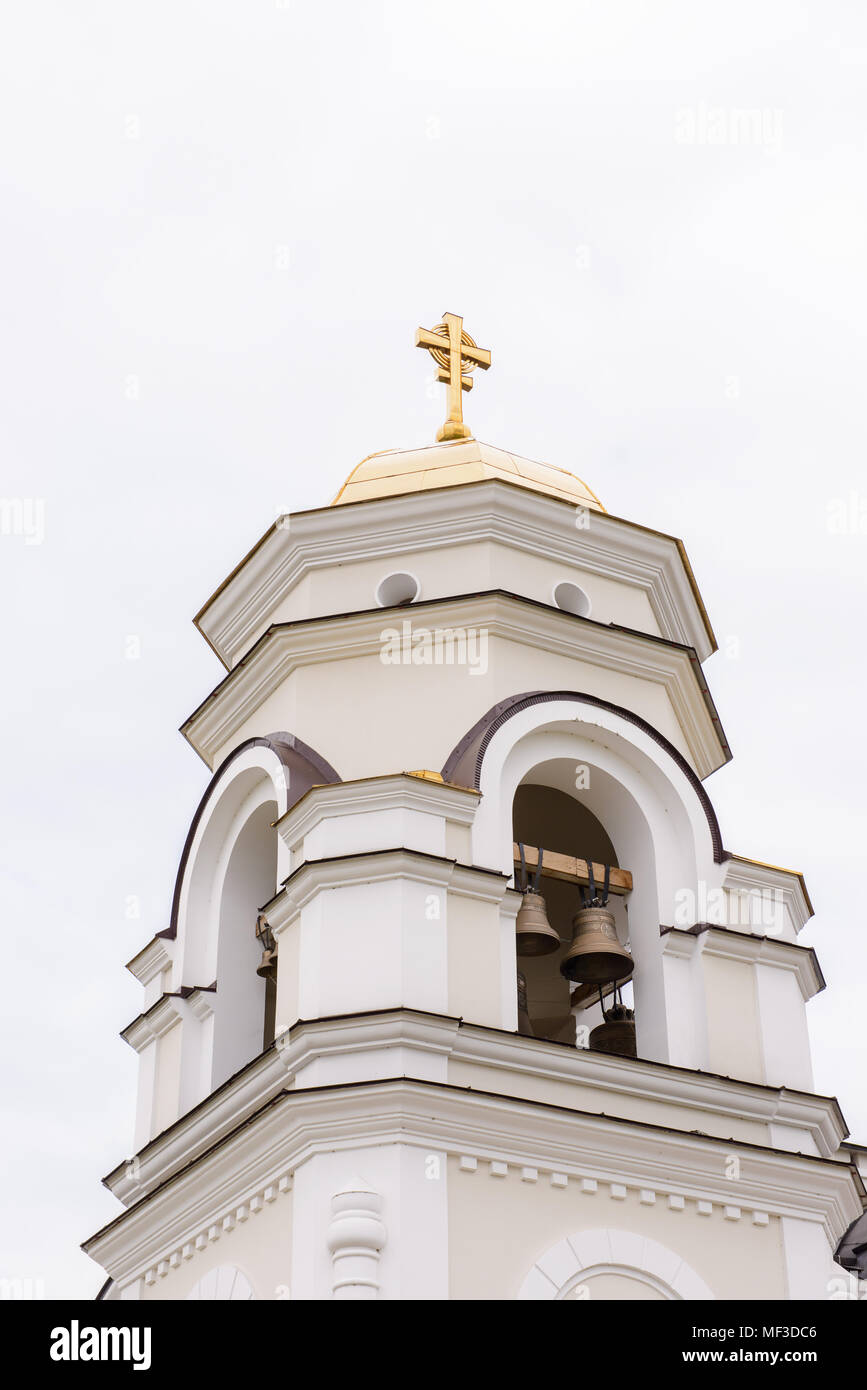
[103,1008,848,1214]
[276,772,480,851]
[277,1011,463,1079]
[662,926,825,1001]
[722,855,814,932]
[85,1074,862,1288]
[105,1045,287,1206]
[187,987,216,1023]
[194,480,716,671]
[182,593,728,779]
[265,848,511,929]
[125,937,172,986]
[279,1010,848,1159]
[454,1023,844,1156]
[121,994,188,1053]
[659,930,697,961]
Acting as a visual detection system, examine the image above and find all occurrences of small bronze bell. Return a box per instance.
[515,890,560,957]
[514,842,560,957]
[590,1002,637,1058]
[560,861,634,985]
[256,946,278,982]
[255,913,278,982]
[516,970,534,1036]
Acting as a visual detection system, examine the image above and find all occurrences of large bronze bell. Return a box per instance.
[515,889,560,957]
[560,905,634,985]
[590,1003,637,1058]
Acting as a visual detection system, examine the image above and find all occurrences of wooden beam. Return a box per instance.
[513,843,632,896]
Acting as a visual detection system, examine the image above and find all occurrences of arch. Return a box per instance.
[209,788,277,1084]
[165,733,341,941]
[441,690,725,863]
[462,696,722,1064]
[560,1266,671,1300]
[518,1228,715,1301]
[170,734,340,1095]
[469,699,716,917]
[513,783,624,1044]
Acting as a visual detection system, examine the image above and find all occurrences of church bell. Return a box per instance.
[589,1001,637,1058]
[255,913,278,982]
[514,842,560,957]
[560,862,634,985]
[515,890,560,956]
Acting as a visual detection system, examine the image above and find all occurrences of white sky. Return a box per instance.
[1,1,865,1298]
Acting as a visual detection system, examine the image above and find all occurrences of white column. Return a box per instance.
[327,1178,386,1299]
[132,1038,158,1151]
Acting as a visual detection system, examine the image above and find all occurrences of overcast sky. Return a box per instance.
[1,1,865,1298]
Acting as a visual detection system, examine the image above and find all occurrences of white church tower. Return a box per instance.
[86,314,866,1301]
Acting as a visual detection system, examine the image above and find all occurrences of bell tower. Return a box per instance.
[86,316,866,1302]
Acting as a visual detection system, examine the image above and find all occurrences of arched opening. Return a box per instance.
[211,793,278,1089]
[512,782,632,1048]
[146,734,342,1133]
[460,695,720,1066]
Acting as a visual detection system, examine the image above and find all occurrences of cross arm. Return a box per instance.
[462,344,491,369]
[415,327,447,351]
[415,327,491,370]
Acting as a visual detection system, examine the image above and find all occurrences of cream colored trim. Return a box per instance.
[194,479,716,669]
[723,855,814,930]
[275,772,480,847]
[663,927,824,1001]
[125,937,172,986]
[182,593,726,778]
[265,848,511,928]
[86,1075,862,1288]
[122,995,187,1053]
[104,1009,849,1212]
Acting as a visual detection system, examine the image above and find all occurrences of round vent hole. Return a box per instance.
[553,581,591,617]
[376,572,420,607]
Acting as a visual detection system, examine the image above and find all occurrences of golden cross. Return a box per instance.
[415,312,491,441]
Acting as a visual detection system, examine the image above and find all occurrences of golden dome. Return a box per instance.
[331,438,605,511]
